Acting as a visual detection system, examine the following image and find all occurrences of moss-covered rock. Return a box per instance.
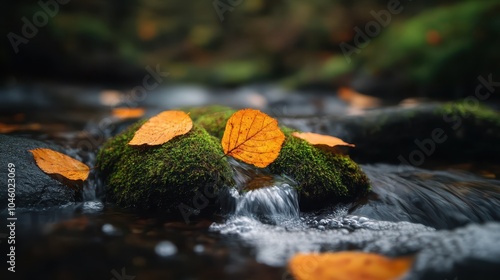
[268,128,370,210]
[292,101,500,164]
[193,107,371,210]
[97,121,234,213]
[98,106,371,212]
[194,109,235,139]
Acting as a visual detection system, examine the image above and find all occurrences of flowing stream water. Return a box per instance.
[2,87,500,279]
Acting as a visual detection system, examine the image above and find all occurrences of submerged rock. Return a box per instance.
[0,135,78,209]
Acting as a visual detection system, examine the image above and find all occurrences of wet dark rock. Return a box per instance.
[352,164,500,229]
[282,102,500,164]
[0,135,78,209]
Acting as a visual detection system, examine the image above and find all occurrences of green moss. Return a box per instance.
[98,106,371,213]
[268,128,370,210]
[195,109,235,139]
[188,109,370,210]
[97,121,233,213]
[438,101,500,125]
[184,105,235,122]
[357,1,500,94]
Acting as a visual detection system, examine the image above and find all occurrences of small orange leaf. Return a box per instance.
[289,252,413,280]
[112,108,145,120]
[128,110,193,146]
[29,148,90,181]
[338,87,381,109]
[292,132,355,148]
[221,109,285,168]
[0,123,41,133]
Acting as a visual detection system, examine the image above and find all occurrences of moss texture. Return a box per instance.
[195,109,235,139]
[268,128,370,210]
[97,121,233,213]
[193,107,371,210]
[98,106,371,212]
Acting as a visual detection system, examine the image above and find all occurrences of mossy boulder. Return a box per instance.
[192,106,371,210]
[98,105,370,212]
[97,121,234,214]
[294,101,500,164]
[268,128,370,210]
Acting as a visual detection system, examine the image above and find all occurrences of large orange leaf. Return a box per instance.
[221,109,285,168]
[292,132,355,148]
[128,110,193,146]
[29,148,90,181]
[289,252,413,280]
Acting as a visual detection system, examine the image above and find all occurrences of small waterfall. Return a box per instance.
[221,159,300,224]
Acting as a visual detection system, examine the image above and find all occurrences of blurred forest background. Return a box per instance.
[1,0,499,98]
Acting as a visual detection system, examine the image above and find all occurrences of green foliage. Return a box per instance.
[357,0,500,93]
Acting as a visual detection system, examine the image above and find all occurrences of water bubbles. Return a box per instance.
[193,244,205,254]
[101,223,119,235]
[81,200,104,213]
[359,217,369,223]
[155,241,177,257]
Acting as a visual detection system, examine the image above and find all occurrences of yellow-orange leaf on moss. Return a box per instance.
[221,109,285,168]
[112,108,145,120]
[128,110,193,146]
[289,252,413,280]
[29,148,90,181]
[292,132,355,148]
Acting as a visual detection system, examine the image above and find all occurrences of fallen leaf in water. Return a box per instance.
[0,123,41,133]
[30,148,90,181]
[338,87,381,109]
[221,109,285,168]
[129,110,193,146]
[289,252,413,280]
[112,108,145,120]
[292,132,355,148]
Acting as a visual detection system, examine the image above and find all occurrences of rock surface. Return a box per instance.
[0,135,78,209]
[97,121,234,214]
[283,102,500,164]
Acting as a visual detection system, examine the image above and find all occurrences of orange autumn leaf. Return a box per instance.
[289,252,413,280]
[0,123,41,133]
[292,132,355,148]
[221,109,285,168]
[29,148,90,181]
[112,108,145,120]
[338,87,381,109]
[128,110,193,146]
